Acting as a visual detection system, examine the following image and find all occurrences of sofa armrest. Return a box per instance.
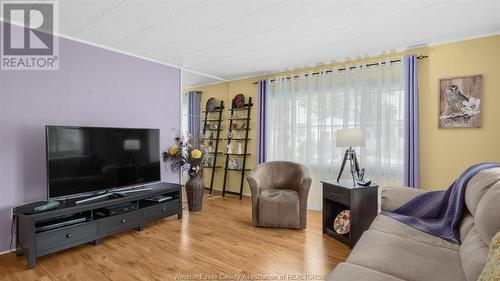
[381,186,430,211]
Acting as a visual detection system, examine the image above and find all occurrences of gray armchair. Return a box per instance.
[247,161,311,229]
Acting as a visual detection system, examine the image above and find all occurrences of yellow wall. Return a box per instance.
[192,80,258,195]
[187,34,500,192]
[418,35,500,189]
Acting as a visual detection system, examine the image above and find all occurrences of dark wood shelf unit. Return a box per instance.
[222,98,253,199]
[202,101,225,193]
[321,180,378,248]
[15,182,182,269]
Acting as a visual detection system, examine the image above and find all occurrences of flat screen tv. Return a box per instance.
[46,126,160,199]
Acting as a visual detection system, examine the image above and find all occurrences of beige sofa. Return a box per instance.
[328,167,500,281]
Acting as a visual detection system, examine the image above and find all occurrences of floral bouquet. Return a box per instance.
[163,133,207,178]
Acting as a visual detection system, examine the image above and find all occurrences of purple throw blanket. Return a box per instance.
[384,162,500,244]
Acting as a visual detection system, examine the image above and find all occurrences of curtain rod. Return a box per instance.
[252,55,428,85]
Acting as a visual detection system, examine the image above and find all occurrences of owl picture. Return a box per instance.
[439,75,482,128]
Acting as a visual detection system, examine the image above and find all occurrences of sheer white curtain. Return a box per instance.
[266,60,405,210]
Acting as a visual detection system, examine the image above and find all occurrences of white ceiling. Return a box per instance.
[3,0,500,87]
[182,69,223,88]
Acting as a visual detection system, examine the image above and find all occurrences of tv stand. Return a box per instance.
[14,182,182,269]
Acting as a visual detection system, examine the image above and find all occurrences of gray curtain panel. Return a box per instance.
[256,80,267,164]
[403,55,420,188]
[187,91,202,146]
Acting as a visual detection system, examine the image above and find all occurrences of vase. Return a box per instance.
[185,173,204,212]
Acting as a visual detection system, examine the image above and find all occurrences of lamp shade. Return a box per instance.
[336,129,365,147]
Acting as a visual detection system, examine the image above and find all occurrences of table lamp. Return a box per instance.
[336,129,365,185]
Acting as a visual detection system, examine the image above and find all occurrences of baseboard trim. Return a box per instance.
[0,249,12,256]
[205,187,251,197]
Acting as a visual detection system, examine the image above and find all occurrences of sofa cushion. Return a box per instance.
[474,182,500,245]
[257,189,299,228]
[327,263,404,281]
[347,230,467,281]
[370,215,459,251]
[458,169,500,281]
[381,186,429,211]
[464,168,500,216]
[460,226,489,281]
[459,211,474,239]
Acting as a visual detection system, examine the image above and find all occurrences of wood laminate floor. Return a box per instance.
[0,193,350,281]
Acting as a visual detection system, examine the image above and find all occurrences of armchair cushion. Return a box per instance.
[258,189,300,228]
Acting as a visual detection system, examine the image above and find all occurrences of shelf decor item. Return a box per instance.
[232,94,245,108]
[206,97,217,112]
[333,210,351,234]
[439,75,482,128]
[163,133,207,212]
[229,159,238,169]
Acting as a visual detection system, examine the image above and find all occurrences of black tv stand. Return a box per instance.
[14,182,182,269]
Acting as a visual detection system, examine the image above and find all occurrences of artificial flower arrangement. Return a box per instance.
[162,133,207,178]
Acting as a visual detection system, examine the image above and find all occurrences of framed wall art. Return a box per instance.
[439,75,482,128]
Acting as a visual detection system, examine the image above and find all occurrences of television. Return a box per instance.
[46,126,161,199]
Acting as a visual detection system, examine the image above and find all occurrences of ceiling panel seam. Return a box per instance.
[71,0,128,36]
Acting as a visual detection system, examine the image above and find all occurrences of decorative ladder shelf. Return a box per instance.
[222,97,253,199]
[202,100,224,193]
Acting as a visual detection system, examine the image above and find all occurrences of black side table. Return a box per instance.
[322,180,378,248]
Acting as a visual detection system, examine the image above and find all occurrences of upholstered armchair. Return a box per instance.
[247,161,312,229]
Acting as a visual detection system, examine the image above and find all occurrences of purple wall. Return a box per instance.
[0,30,180,252]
